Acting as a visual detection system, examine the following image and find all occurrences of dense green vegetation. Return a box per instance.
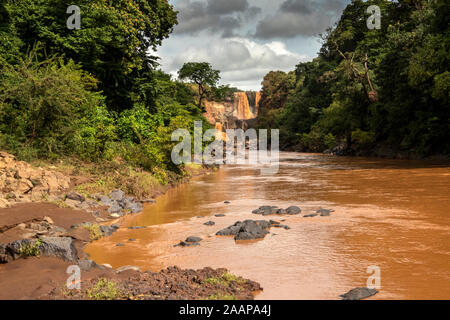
[0,0,211,181]
[258,0,449,157]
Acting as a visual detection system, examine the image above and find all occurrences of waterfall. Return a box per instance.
[234,92,254,120]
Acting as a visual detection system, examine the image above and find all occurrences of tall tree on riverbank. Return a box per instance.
[178,62,220,111]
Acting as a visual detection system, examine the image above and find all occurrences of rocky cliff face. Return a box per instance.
[203,91,261,137]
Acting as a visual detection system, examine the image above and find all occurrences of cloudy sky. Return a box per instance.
[155,0,351,90]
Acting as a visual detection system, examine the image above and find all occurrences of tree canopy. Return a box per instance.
[178,62,221,110]
[3,0,178,111]
[258,0,449,157]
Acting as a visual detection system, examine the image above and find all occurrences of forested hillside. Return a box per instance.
[258,0,449,157]
[0,0,209,182]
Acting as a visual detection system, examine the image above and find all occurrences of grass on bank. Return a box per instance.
[81,223,102,241]
[207,293,236,300]
[204,272,246,287]
[87,278,124,300]
[19,238,42,257]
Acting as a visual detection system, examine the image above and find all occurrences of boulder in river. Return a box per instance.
[303,213,318,218]
[174,241,200,247]
[185,236,202,243]
[215,214,226,217]
[273,224,291,230]
[217,220,272,241]
[253,205,301,216]
[252,206,278,215]
[204,221,215,226]
[100,224,119,236]
[317,208,333,216]
[286,206,301,215]
[340,287,378,300]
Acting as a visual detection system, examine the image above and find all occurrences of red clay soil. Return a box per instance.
[0,203,94,231]
[0,256,120,300]
[0,203,95,244]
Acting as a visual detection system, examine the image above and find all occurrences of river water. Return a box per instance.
[85,153,450,300]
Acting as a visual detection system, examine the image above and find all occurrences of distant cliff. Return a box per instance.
[203,91,261,135]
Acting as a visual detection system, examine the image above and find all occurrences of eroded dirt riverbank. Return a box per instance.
[86,152,450,300]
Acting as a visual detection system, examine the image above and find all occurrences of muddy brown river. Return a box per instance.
[85,153,450,300]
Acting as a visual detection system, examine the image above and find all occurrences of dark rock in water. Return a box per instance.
[216,223,242,236]
[303,213,318,218]
[39,237,78,262]
[128,226,146,230]
[215,214,226,217]
[100,225,119,236]
[66,191,85,203]
[174,241,200,247]
[141,199,156,203]
[127,201,143,214]
[78,259,98,271]
[340,287,378,300]
[204,221,215,226]
[317,208,333,216]
[234,220,270,240]
[269,220,280,225]
[224,201,230,204]
[116,243,125,247]
[253,206,301,216]
[185,236,202,243]
[128,238,136,242]
[196,216,204,218]
[217,220,271,241]
[286,206,301,215]
[252,206,278,216]
[109,189,125,201]
[273,224,291,230]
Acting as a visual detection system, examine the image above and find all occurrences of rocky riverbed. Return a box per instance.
[0,152,262,300]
